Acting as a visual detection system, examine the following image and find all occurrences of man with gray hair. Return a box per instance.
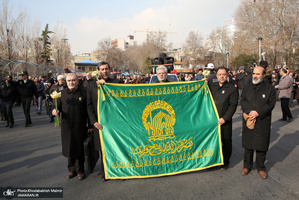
[50,75,66,94]
[52,73,90,180]
[240,66,276,179]
[156,65,168,83]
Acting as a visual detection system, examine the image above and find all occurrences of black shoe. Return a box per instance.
[36,112,41,115]
[9,124,13,128]
[5,124,9,127]
[25,124,28,127]
[287,118,294,123]
[278,118,287,121]
[220,164,228,170]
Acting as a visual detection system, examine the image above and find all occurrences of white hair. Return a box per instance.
[66,73,78,80]
[57,75,65,81]
[156,65,167,73]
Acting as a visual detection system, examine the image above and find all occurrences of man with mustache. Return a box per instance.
[209,67,238,170]
[87,62,121,176]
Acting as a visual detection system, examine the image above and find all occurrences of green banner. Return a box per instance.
[98,80,223,179]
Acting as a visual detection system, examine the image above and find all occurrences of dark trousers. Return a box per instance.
[68,157,85,174]
[21,97,32,125]
[244,148,266,171]
[93,127,104,174]
[221,125,232,165]
[280,98,293,119]
[2,101,14,126]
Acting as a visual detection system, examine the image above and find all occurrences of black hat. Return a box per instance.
[19,71,28,76]
[47,78,54,84]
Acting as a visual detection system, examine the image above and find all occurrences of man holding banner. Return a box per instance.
[209,67,238,170]
[87,62,121,175]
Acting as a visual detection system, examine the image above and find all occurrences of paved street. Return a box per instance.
[0,102,299,200]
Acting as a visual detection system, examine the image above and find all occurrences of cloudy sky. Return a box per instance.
[11,0,240,54]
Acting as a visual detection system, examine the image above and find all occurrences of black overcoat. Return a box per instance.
[241,81,276,151]
[87,78,121,151]
[209,81,238,135]
[56,87,88,158]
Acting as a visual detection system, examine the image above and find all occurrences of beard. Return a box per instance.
[252,77,263,85]
[158,77,166,82]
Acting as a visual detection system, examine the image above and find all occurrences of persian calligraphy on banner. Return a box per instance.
[98,80,223,179]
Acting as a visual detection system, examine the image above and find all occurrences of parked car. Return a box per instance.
[149,74,179,83]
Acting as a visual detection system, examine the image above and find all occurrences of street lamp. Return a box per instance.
[61,38,68,68]
[226,52,229,68]
[258,37,263,62]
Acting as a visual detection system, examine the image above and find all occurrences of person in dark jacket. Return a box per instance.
[35,78,45,115]
[240,66,276,179]
[49,75,67,94]
[49,75,67,124]
[209,67,238,169]
[0,76,17,128]
[17,71,38,127]
[236,66,247,99]
[87,62,121,175]
[81,73,93,91]
[52,73,90,181]
[259,61,272,85]
[44,78,55,122]
[207,69,217,86]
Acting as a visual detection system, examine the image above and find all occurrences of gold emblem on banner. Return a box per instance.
[142,100,176,142]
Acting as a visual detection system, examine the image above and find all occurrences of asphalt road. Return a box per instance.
[0,101,298,200]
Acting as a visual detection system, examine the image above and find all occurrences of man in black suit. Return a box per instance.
[18,71,38,127]
[87,62,121,175]
[0,76,17,128]
[209,67,238,169]
[52,73,89,181]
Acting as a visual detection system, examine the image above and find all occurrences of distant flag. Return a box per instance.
[173,61,177,75]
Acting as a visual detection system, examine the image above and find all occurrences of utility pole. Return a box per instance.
[258,37,263,62]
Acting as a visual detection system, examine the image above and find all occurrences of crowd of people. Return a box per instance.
[1,61,298,181]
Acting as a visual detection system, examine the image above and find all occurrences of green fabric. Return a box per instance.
[98,80,223,179]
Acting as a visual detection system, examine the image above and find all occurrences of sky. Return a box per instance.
[9,0,240,55]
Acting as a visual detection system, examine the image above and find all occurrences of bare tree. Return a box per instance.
[144,31,169,57]
[97,37,112,61]
[50,23,71,68]
[0,0,25,60]
[124,45,144,72]
[234,0,299,67]
[182,30,206,68]
[206,27,233,67]
[17,12,33,62]
[97,37,124,70]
